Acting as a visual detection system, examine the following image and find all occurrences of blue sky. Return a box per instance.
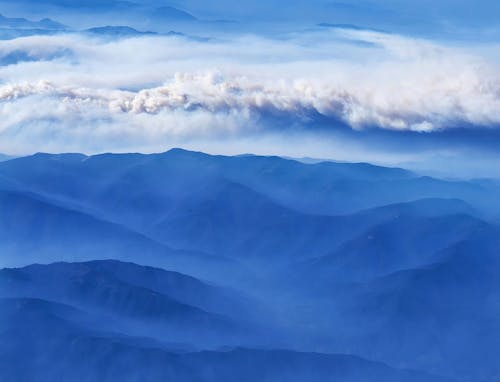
[0,0,499,177]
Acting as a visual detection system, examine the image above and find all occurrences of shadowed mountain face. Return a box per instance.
[0,187,245,282]
[301,211,491,283]
[0,260,234,316]
[291,227,500,380]
[0,13,66,29]
[0,149,499,381]
[0,150,496,265]
[0,298,454,382]
[0,189,187,265]
[0,12,67,40]
[0,261,262,347]
[0,0,199,34]
[1,0,498,36]
[84,25,156,36]
[0,149,494,219]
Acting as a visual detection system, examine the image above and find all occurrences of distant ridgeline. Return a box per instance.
[0,149,499,382]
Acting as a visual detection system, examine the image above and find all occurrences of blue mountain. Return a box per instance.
[0,1,198,28]
[0,150,495,264]
[0,260,260,347]
[332,232,500,380]
[0,13,66,29]
[150,6,197,21]
[0,260,253,318]
[302,207,488,283]
[81,26,208,42]
[2,149,491,218]
[0,297,455,382]
[0,149,498,381]
[0,189,179,263]
[288,218,500,381]
[1,0,499,37]
[0,188,241,283]
[0,13,67,40]
[84,25,156,36]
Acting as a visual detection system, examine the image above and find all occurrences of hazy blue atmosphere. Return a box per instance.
[0,1,499,381]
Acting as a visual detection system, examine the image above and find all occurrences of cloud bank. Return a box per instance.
[1,29,500,157]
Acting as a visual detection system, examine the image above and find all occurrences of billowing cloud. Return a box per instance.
[1,29,500,156]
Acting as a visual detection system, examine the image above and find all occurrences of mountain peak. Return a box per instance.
[0,13,66,30]
[153,6,197,21]
[84,25,156,36]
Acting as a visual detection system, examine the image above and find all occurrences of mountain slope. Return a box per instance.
[0,297,455,382]
[303,211,489,283]
[0,151,493,280]
[0,149,496,381]
[84,25,156,36]
[0,260,256,346]
[0,149,492,221]
[0,189,163,260]
[0,13,66,29]
[295,225,500,381]
[0,260,249,319]
[0,188,230,274]
[0,150,494,264]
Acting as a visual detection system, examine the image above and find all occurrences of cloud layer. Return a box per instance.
[1,29,500,156]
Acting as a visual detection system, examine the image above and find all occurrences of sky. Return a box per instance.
[0,0,500,177]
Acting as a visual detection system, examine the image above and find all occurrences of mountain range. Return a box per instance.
[0,149,498,381]
[0,13,66,29]
[0,296,453,382]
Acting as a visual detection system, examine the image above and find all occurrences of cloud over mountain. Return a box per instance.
[1,28,500,157]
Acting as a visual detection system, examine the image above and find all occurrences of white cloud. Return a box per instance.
[1,29,500,155]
